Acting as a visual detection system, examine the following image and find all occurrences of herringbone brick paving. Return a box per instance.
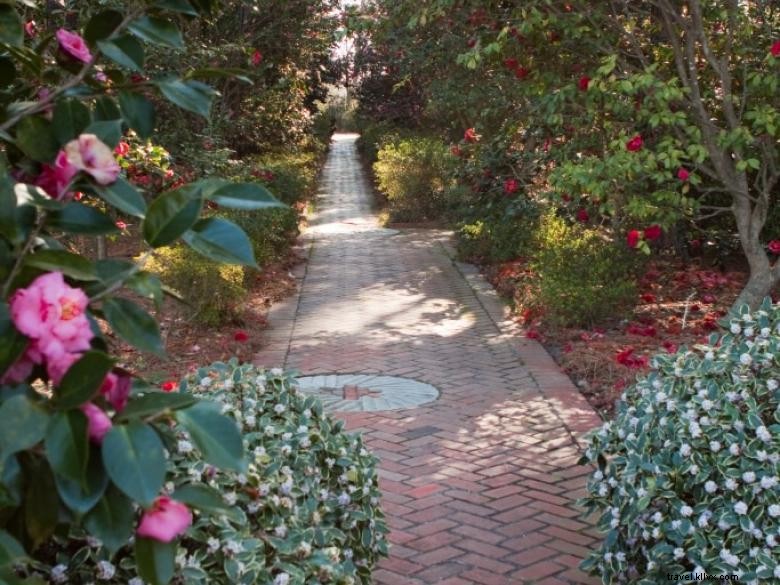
[254,134,603,584]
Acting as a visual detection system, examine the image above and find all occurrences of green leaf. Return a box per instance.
[135,537,176,585]
[84,10,124,43]
[103,297,164,356]
[126,271,163,308]
[24,457,58,548]
[0,395,49,457]
[155,0,198,16]
[186,67,252,85]
[142,188,202,247]
[94,96,121,121]
[24,250,97,281]
[83,119,123,148]
[176,402,245,472]
[0,303,28,378]
[0,455,22,508]
[54,447,109,515]
[84,487,134,554]
[118,92,155,139]
[15,116,58,163]
[155,79,215,118]
[172,484,243,521]
[52,99,91,145]
[0,175,22,245]
[182,218,256,267]
[45,410,89,483]
[209,182,284,210]
[0,530,25,567]
[48,202,120,235]
[0,5,23,47]
[54,351,115,410]
[129,16,183,48]
[116,392,198,422]
[102,422,166,506]
[98,35,145,72]
[94,176,147,218]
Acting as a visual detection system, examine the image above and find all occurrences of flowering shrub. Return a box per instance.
[580,298,780,583]
[33,362,388,584]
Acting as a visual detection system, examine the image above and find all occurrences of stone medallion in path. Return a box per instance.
[254,134,603,585]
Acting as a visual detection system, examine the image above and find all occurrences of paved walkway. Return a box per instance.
[254,134,603,585]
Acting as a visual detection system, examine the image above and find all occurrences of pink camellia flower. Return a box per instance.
[56,29,92,64]
[0,351,36,385]
[24,20,37,37]
[578,75,590,91]
[63,134,120,185]
[137,496,192,543]
[36,151,79,200]
[503,178,519,195]
[626,134,644,152]
[626,229,641,248]
[46,351,81,385]
[252,50,263,66]
[768,240,780,254]
[464,128,478,143]
[677,167,690,181]
[771,40,780,58]
[10,272,94,359]
[100,372,132,412]
[115,220,128,230]
[81,402,112,443]
[643,224,662,241]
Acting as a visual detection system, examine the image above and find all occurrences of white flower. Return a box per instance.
[680,444,692,457]
[739,353,753,366]
[730,323,742,334]
[593,470,604,481]
[207,537,220,553]
[673,547,685,560]
[709,441,721,452]
[768,504,780,518]
[274,403,286,414]
[730,444,741,456]
[129,579,144,585]
[742,471,756,483]
[273,573,290,585]
[224,492,237,506]
[680,505,693,517]
[270,367,284,376]
[705,351,715,360]
[96,561,115,580]
[760,327,771,337]
[223,540,243,555]
[338,492,351,506]
[274,524,288,538]
[51,564,68,584]
[774,566,780,579]
[177,440,193,454]
[744,326,755,337]
[734,501,748,515]
[200,376,212,388]
[697,513,710,528]
[767,379,779,391]
[603,552,613,562]
[756,426,772,442]
[245,415,256,428]
[704,480,718,494]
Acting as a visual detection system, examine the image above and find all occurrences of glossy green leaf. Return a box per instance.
[98,35,145,72]
[126,271,164,308]
[0,175,22,245]
[94,176,147,218]
[45,410,89,483]
[116,392,198,422]
[118,91,155,139]
[0,455,22,508]
[54,446,109,515]
[135,537,176,585]
[209,182,284,210]
[51,99,91,146]
[24,250,97,281]
[142,188,202,247]
[0,530,25,567]
[84,10,124,43]
[102,422,166,506]
[84,487,134,554]
[155,0,198,15]
[156,78,215,118]
[15,116,58,163]
[182,217,256,267]
[186,67,252,85]
[172,484,243,521]
[94,96,121,121]
[176,402,245,472]
[0,5,23,47]
[48,202,120,235]
[55,351,115,410]
[0,303,28,378]
[103,297,164,356]
[24,457,58,548]
[0,395,49,457]
[83,119,123,148]
[129,16,183,48]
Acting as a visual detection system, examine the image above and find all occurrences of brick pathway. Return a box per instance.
[254,134,603,585]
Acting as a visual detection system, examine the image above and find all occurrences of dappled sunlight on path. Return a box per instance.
[254,134,602,585]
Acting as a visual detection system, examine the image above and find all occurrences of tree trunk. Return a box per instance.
[733,268,777,310]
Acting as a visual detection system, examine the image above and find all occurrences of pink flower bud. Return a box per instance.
[80,402,112,443]
[137,497,192,543]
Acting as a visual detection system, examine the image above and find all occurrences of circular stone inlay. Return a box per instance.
[295,374,439,412]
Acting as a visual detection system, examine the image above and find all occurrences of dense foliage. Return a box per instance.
[580,299,780,583]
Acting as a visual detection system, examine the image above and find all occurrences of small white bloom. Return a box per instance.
[51,565,68,584]
[768,504,780,518]
[224,492,237,506]
[725,478,739,491]
[730,323,742,334]
[709,441,721,452]
[740,353,753,366]
[744,326,755,337]
[207,537,220,553]
[673,547,685,560]
[338,492,351,506]
[680,444,692,457]
[680,505,693,517]
[245,415,256,428]
[200,376,212,388]
[129,579,144,585]
[223,540,243,555]
[742,471,756,483]
[96,561,115,581]
[273,573,290,585]
[734,501,748,515]
[274,403,286,414]
[177,439,193,454]
[704,480,718,494]
[274,524,288,538]
[270,367,284,376]
[767,379,779,391]
[756,426,772,442]
[730,443,741,456]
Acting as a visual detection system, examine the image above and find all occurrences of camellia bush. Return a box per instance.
[30,363,388,584]
[580,298,780,583]
[0,2,305,584]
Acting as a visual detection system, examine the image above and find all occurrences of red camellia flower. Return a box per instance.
[24,20,36,37]
[662,340,678,354]
[234,330,249,342]
[467,38,477,48]
[616,347,648,369]
[677,167,690,181]
[640,292,656,303]
[464,128,478,143]
[578,75,590,91]
[161,380,178,392]
[576,208,589,223]
[643,224,662,241]
[114,141,130,157]
[450,145,462,157]
[503,57,518,69]
[768,240,780,254]
[771,40,780,57]
[252,50,263,66]
[503,178,519,195]
[514,66,530,79]
[115,220,127,230]
[626,134,644,152]
[626,229,641,248]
